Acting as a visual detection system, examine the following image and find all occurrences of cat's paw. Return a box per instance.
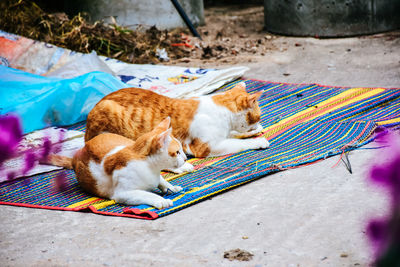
[254,123,264,134]
[165,162,194,174]
[231,124,264,139]
[179,162,195,173]
[253,137,270,149]
[159,182,183,194]
[153,198,174,209]
[169,185,183,193]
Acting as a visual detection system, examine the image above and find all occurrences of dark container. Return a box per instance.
[264,0,400,37]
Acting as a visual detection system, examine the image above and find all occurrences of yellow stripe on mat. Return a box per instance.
[376,117,400,126]
[91,200,116,210]
[67,197,103,209]
[262,88,385,138]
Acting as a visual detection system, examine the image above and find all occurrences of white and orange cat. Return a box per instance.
[85,82,269,165]
[46,118,184,209]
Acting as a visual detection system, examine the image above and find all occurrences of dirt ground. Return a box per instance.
[170,5,277,65]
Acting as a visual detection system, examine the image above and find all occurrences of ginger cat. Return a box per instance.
[85,82,269,161]
[46,118,184,209]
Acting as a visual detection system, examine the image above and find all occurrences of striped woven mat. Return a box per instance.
[1,80,399,219]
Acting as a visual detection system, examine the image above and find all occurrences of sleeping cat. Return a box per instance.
[45,118,184,209]
[85,82,269,160]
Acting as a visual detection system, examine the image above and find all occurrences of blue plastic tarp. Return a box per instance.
[0,65,127,134]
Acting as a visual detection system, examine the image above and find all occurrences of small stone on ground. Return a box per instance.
[223,248,254,261]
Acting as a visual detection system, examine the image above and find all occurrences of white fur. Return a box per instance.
[187,95,269,156]
[88,145,125,197]
[88,139,184,209]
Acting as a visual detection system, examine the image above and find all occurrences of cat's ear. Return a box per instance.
[232,82,246,91]
[248,91,263,106]
[227,82,247,95]
[157,117,171,131]
[157,128,172,149]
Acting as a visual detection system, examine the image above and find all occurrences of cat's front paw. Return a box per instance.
[169,185,183,193]
[166,162,194,174]
[179,162,194,173]
[153,198,174,209]
[254,137,270,149]
[254,123,264,134]
[231,124,264,139]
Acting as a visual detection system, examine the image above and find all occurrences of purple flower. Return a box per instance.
[0,114,64,182]
[369,132,400,204]
[22,150,36,175]
[367,219,389,254]
[41,136,52,159]
[6,171,16,181]
[374,125,389,135]
[367,130,400,266]
[0,115,22,165]
[0,114,69,193]
[53,172,68,192]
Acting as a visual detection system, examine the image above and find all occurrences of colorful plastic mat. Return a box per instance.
[1,80,399,219]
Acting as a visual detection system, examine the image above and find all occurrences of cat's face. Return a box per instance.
[148,117,186,169]
[230,85,263,134]
[233,104,262,133]
[212,82,263,134]
[166,136,187,169]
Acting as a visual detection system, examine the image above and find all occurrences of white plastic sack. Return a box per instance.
[101,56,249,98]
[46,51,116,79]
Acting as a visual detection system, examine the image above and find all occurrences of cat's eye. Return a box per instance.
[176,151,180,154]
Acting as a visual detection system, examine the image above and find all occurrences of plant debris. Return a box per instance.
[0,1,278,65]
[223,248,254,261]
[0,0,190,64]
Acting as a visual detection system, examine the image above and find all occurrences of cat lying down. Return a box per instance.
[85,82,270,173]
[44,118,185,209]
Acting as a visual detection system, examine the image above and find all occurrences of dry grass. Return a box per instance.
[0,0,190,64]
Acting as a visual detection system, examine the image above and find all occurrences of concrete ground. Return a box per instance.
[1,31,399,266]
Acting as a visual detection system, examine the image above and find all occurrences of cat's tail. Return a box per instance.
[40,154,73,169]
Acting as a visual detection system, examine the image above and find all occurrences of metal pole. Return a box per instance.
[170,0,202,40]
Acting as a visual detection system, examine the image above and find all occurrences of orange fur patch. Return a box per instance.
[189,138,211,158]
[212,85,253,112]
[43,154,73,169]
[85,88,199,144]
[246,106,261,125]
